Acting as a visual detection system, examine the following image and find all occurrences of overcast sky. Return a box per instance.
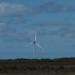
[0,0,75,59]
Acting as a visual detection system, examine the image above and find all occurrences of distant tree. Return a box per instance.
[54,57,75,61]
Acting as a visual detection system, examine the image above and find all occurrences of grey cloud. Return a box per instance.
[0,3,32,16]
[28,21,75,39]
[0,2,75,17]
[1,31,33,43]
[32,1,75,15]
[49,23,75,39]
[58,26,75,39]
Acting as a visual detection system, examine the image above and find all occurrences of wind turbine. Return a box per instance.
[26,32,44,58]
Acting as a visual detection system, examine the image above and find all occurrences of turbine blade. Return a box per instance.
[36,43,43,50]
[34,32,37,41]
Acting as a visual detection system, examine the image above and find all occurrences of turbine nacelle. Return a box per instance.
[33,41,36,45]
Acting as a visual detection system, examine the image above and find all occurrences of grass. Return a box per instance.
[0,58,74,75]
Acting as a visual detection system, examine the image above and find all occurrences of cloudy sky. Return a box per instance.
[0,0,75,59]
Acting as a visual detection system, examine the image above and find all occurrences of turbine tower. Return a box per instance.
[26,32,44,58]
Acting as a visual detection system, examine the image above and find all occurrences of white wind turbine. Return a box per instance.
[26,32,44,58]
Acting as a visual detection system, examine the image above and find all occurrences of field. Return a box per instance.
[0,58,74,75]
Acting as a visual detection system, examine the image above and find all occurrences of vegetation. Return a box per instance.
[0,57,74,74]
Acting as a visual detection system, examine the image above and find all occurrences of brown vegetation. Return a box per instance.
[0,58,74,75]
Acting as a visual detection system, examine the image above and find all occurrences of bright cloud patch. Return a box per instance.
[0,3,32,16]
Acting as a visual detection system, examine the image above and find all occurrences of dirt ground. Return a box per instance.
[0,71,75,75]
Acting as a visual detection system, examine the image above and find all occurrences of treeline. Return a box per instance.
[0,57,75,62]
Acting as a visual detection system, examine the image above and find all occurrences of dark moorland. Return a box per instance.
[0,57,75,75]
